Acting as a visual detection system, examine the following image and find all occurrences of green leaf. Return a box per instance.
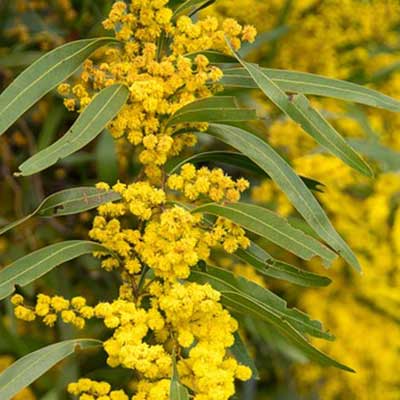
[177,96,239,110]
[0,38,118,136]
[206,123,361,271]
[165,151,324,192]
[170,352,189,400]
[230,332,259,379]
[0,339,101,400]
[185,50,237,64]
[291,94,372,176]
[168,0,186,8]
[221,292,348,368]
[0,241,112,300]
[165,150,264,175]
[96,131,119,183]
[60,152,96,166]
[0,187,121,235]
[17,84,129,176]
[167,96,256,126]
[245,317,309,363]
[193,202,336,266]
[36,187,120,217]
[232,59,372,177]
[167,201,332,286]
[235,242,331,287]
[173,0,215,18]
[348,139,400,172]
[220,67,400,112]
[189,266,353,371]
[192,265,333,339]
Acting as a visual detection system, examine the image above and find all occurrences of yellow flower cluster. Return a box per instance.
[154,281,252,399]
[68,378,129,400]
[94,299,169,377]
[60,0,256,180]
[12,293,94,329]
[167,163,250,202]
[78,174,251,397]
[205,217,250,254]
[207,0,400,78]
[136,206,209,280]
[63,280,251,400]
[96,181,166,220]
[91,200,250,280]
[89,215,141,271]
[90,170,250,280]
[7,2,260,398]
[133,379,170,400]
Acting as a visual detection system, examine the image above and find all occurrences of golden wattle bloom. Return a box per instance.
[59,0,256,181]
[11,1,258,398]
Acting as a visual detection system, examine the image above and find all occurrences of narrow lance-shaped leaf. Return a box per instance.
[0,339,101,400]
[292,94,372,176]
[173,96,238,111]
[17,84,129,176]
[37,187,120,217]
[348,138,400,172]
[170,352,190,400]
[205,123,361,271]
[221,292,351,370]
[168,0,186,8]
[167,96,257,126]
[165,150,264,175]
[193,202,337,266]
[188,0,215,16]
[191,265,333,340]
[173,0,215,18]
[230,54,372,177]
[179,200,331,286]
[165,151,324,192]
[0,241,113,300]
[189,266,353,372]
[0,38,118,136]
[235,242,332,287]
[185,50,237,64]
[220,67,400,112]
[0,187,121,236]
[96,131,119,183]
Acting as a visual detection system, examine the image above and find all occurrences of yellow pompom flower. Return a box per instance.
[60,0,256,179]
